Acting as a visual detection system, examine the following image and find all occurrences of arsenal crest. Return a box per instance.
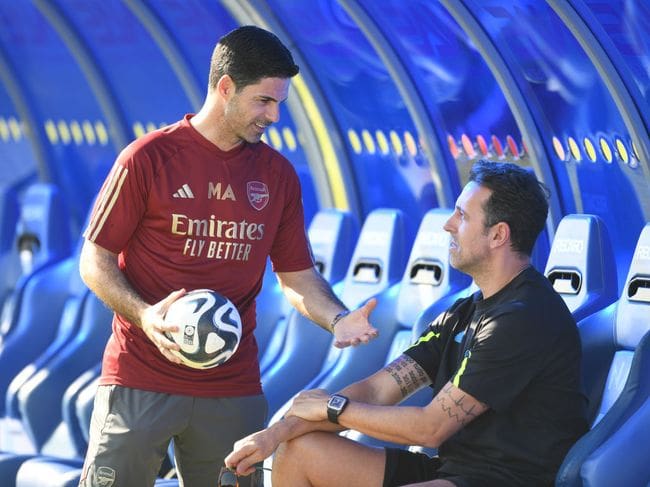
[247,181,270,210]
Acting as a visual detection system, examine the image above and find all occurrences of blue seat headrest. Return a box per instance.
[544,214,617,320]
[396,209,470,326]
[341,208,407,307]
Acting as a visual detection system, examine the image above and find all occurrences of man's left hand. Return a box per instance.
[225,428,278,476]
[333,298,378,348]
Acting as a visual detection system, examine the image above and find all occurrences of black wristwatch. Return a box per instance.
[327,393,349,424]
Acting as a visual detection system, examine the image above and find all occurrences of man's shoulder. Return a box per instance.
[118,120,192,166]
[485,285,578,347]
[121,118,182,149]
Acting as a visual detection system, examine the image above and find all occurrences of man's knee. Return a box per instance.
[274,432,329,469]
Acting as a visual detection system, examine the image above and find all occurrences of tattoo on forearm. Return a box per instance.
[435,383,484,425]
[385,356,430,398]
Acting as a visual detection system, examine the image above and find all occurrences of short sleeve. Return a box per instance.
[83,146,150,253]
[451,306,545,411]
[269,164,314,272]
[404,298,470,382]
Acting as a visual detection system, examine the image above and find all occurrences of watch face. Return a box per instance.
[329,396,346,410]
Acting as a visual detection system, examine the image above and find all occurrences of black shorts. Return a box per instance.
[383,448,497,487]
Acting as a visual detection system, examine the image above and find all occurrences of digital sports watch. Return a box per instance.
[327,393,349,424]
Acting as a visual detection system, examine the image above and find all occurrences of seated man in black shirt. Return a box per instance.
[225,160,588,487]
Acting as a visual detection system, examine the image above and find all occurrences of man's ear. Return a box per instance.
[216,74,234,98]
[490,221,511,249]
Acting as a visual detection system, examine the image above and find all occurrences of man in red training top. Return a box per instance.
[79,25,377,487]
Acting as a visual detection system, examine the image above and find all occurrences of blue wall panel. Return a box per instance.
[357,0,523,190]
[472,0,645,288]
[265,0,437,235]
[0,86,38,189]
[0,2,116,230]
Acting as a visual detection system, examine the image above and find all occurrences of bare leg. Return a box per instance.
[272,431,386,487]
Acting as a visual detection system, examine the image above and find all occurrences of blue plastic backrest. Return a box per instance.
[0,257,75,418]
[557,331,650,486]
[339,208,407,308]
[615,223,650,351]
[544,214,618,322]
[303,209,409,393]
[1,184,72,339]
[260,210,364,413]
[256,209,357,360]
[590,223,650,424]
[593,350,634,426]
[556,225,650,486]
[395,208,470,327]
[18,291,113,454]
[308,209,358,284]
[385,209,471,365]
[580,397,650,486]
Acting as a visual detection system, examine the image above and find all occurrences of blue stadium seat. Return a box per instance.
[15,290,112,455]
[0,183,72,341]
[556,222,650,486]
[15,457,84,487]
[381,209,471,368]
[264,208,408,417]
[61,364,101,457]
[2,201,110,450]
[259,209,357,375]
[0,207,111,485]
[0,256,75,485]
[576,391,650,487]
[306,209,358,285]
[0,185,74,484]
[11,368,101,487]
[544,214,618,322]
[0,259,74,429]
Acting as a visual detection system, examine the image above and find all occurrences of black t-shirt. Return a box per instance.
[405,267,588,486]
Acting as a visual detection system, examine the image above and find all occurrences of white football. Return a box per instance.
[164,289,242,369]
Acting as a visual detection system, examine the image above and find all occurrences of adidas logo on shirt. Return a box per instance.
[173,184,195,199]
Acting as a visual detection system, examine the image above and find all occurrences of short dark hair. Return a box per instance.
[208,25,299,91]
[469,160,549,256]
